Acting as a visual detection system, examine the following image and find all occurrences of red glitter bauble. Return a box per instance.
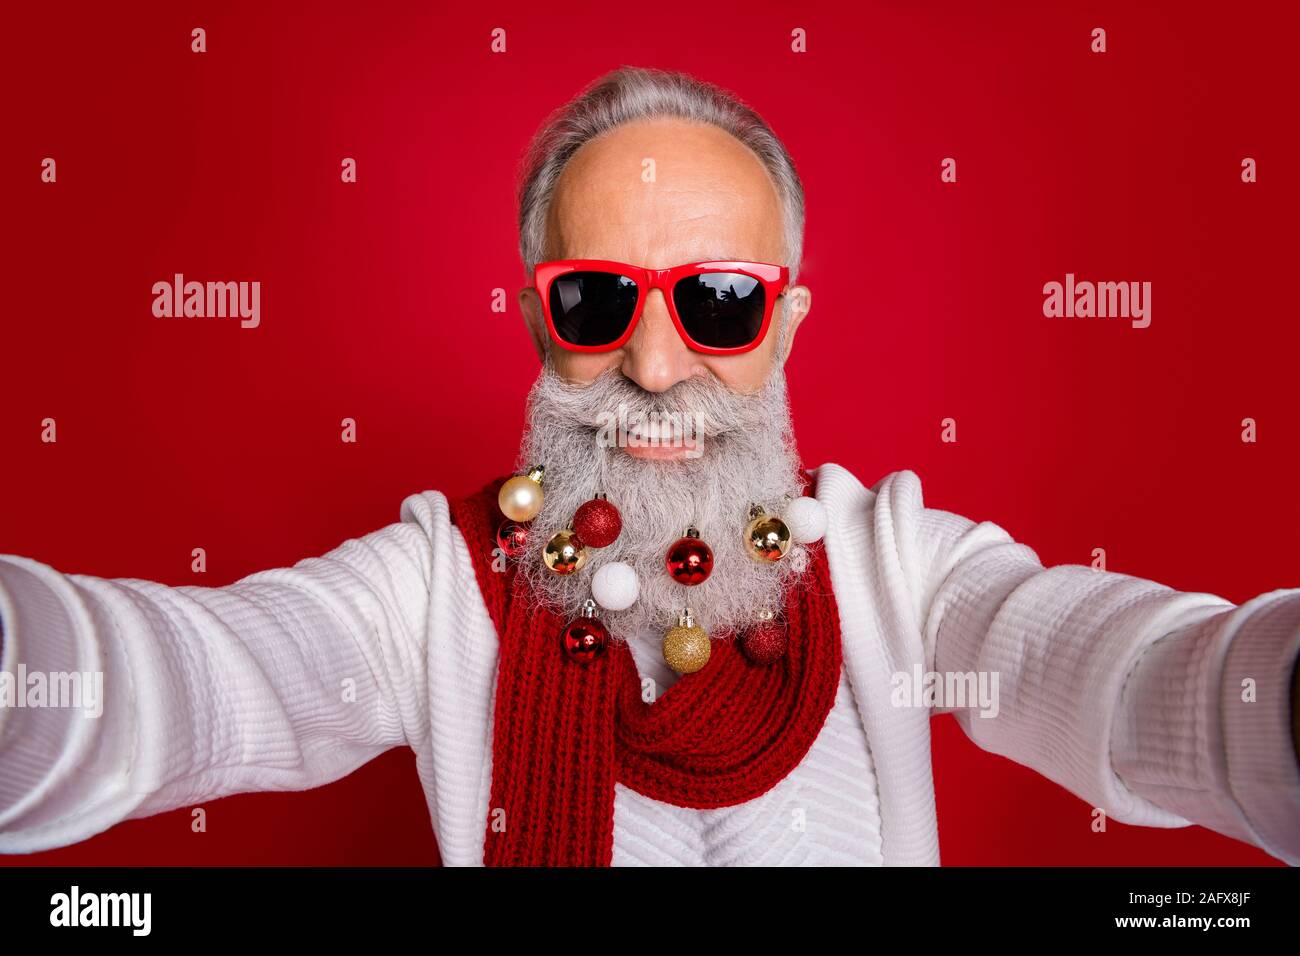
[572,498,622,548]
[560,616,610,663]
[495,519,530,558]
[740,621,788,665]
[665,536,713,585]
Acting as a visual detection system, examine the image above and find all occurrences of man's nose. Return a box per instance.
[620,288,696,393]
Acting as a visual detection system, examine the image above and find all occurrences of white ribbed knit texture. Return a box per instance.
[0,464,1295,864]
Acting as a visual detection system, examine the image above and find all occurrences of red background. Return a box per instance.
[1,1,1295,865]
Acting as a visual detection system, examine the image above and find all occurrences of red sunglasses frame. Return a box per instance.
[533,259,790,355]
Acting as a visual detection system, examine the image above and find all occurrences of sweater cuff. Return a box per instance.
[1219,589,1300,864]
[0,555,102,831]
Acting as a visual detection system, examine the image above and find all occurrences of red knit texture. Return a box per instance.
[448,472,844,866]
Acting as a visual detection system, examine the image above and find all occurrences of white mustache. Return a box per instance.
[528,365,761,440]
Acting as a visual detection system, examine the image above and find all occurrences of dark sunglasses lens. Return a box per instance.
[672,272,766,349]
[548,272,638,347]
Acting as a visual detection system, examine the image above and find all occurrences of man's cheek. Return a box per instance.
[559,354,620,386]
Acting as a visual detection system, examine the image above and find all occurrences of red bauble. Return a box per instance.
[560,616,610,663]
[740,621,788,665]
[572,498,622,548]
[495,519,530,558]
[665,535,713,585]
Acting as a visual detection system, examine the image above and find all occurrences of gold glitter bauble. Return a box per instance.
[542,528,587,575]
[744,511,791,563]
[663,618,711,675]
[498,466,545,522]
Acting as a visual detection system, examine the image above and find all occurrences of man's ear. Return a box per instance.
[779,285,812,363]
[519,286,548,362]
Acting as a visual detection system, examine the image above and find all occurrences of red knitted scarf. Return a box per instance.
[447,473,844,866]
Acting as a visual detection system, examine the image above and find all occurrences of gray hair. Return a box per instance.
[516,66,806,286]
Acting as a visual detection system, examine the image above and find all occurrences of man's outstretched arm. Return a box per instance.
[0,491,463,854]
[861,467,1299,864]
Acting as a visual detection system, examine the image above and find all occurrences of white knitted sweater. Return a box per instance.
[1,464,1296,865]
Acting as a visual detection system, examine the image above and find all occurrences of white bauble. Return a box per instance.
[592,561,639,611]
[784,496,827,544]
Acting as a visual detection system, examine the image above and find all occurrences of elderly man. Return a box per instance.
[0,66,1297,867]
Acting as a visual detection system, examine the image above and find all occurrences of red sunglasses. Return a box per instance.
[533,259,790,355]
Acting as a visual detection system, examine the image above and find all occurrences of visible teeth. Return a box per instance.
[630,420,681,441]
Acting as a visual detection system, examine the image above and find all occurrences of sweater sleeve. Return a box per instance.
[873,470,1300,865]
[0,490,461,855]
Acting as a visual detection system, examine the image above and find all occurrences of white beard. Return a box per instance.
[514,354,810,648]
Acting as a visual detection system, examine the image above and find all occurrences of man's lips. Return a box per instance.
[622,443,693,461]
[576,418,715,460]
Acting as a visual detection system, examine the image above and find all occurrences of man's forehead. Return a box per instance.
[547,119,785,265]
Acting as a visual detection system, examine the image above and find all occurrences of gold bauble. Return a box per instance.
[745,511,791,563]
[499,466,545,522]
[663,610,711,674]
[542,528,587,575]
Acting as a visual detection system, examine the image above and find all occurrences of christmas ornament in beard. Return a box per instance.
[515,357,810,643]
